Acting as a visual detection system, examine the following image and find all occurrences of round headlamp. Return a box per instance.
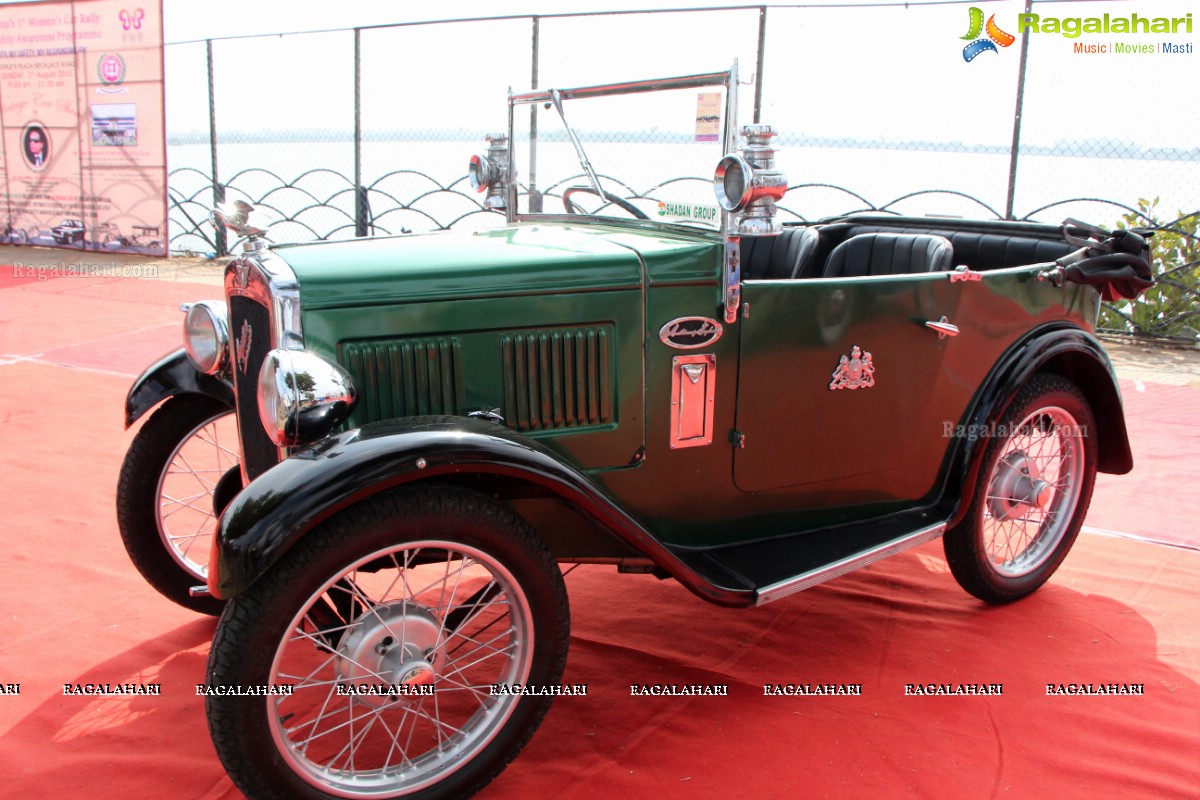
[712,125,788,236]
[257,349,357,447]
[467,133,510,210]
[714,154,754,212]
[182,301,229,375]
[468,153,496,193]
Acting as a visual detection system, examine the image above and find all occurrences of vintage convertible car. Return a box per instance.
[118,65,1152,799]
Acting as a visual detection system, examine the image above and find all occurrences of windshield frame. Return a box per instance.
[503,64,741,232]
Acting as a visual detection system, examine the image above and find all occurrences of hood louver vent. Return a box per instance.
[341,337,464,423]
[502,326,613,432]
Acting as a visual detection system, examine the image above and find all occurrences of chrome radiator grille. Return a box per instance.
[228,295,280,480]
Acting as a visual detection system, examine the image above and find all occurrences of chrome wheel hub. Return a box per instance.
[988,451,1054,520]
[981,406,1085,578]
[336,603,440,708]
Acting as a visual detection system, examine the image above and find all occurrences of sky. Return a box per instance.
[3,0,1195,147]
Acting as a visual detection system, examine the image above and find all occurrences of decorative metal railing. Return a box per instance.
[169,166,1198,345]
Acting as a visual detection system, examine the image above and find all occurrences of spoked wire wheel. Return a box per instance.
[207,487,570,800]
[274,541,533,795]
[154,408,239,579]
[944,375,1097,603]
[981,405,1085,577]
[117,395,238,614]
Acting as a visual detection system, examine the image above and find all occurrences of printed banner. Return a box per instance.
[0,0,166,255]
[694,92,721,143]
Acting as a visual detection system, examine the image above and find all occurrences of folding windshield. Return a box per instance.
[504,67,740,228]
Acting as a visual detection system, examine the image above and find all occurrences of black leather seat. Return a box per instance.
[840,224,1074,271]
[741,226,821,280]
[822,232,953,278]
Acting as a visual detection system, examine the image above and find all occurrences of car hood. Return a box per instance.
[273,222,721,310]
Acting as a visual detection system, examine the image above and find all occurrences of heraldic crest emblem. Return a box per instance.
[829,344,876,390]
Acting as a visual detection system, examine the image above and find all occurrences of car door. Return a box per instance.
[733,273,970,507]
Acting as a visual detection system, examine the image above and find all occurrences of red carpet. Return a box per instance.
[1,269,1197,799]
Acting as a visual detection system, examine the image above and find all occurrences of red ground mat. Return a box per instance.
[1,272,1198,799]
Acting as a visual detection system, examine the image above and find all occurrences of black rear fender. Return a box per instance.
[942,325,1132,528]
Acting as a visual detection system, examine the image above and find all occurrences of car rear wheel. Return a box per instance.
[116,395,237,615]
[206,485,570,800]
[944,374,1097,603]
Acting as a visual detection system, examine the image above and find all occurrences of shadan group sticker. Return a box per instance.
[961,7,1016,62]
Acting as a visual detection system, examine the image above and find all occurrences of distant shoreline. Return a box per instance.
[166,130,1200,162]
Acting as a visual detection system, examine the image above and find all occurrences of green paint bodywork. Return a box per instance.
[274,218,1104,551]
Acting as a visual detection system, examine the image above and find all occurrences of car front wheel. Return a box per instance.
[944,374,1098,603]
[116,395,237,614]
[206,485,570,800]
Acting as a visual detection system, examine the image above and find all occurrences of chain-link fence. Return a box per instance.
[165,3,1199,341]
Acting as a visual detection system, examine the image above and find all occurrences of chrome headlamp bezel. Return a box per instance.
[714,124,788,236]
[467,133,510,211]
[182,300,230,375]
[714,154,755,212]
[257,348,357,448]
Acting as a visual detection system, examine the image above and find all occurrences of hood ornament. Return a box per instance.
[211,200,269,253]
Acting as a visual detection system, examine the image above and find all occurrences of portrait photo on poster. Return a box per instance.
[22,123,51,171]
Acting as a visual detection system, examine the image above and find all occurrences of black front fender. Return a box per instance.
[212,416,753,607]
[125,347,235,427]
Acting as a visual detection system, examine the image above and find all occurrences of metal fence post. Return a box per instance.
[1004,0,1033,221]
[354,28,367,237]
[207,39,226,256]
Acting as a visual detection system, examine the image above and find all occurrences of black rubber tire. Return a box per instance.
[206,485,571,800]
[944,374,1098,604]
[116,394,234,615]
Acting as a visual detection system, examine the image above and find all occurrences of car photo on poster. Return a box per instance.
[91,103,138,147]
[50,219,86,245]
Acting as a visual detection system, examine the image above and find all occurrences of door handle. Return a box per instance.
[925,316,959,339]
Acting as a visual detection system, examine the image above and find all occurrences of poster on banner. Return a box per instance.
[0,0,166,256]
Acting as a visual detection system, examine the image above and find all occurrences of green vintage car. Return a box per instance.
[118,66,1152,800]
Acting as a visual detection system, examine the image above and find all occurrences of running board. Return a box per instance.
[755,523,946,606]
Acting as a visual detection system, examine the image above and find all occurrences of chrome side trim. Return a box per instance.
[755,523,947,606]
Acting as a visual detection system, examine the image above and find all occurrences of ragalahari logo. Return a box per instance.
[961,6,1016,61]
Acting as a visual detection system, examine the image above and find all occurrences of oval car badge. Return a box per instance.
[659,316,723,350]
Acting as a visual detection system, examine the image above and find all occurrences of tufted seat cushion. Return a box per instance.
[822,232,954,278]
[740,226,822,280]
[841,224,1074,271]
